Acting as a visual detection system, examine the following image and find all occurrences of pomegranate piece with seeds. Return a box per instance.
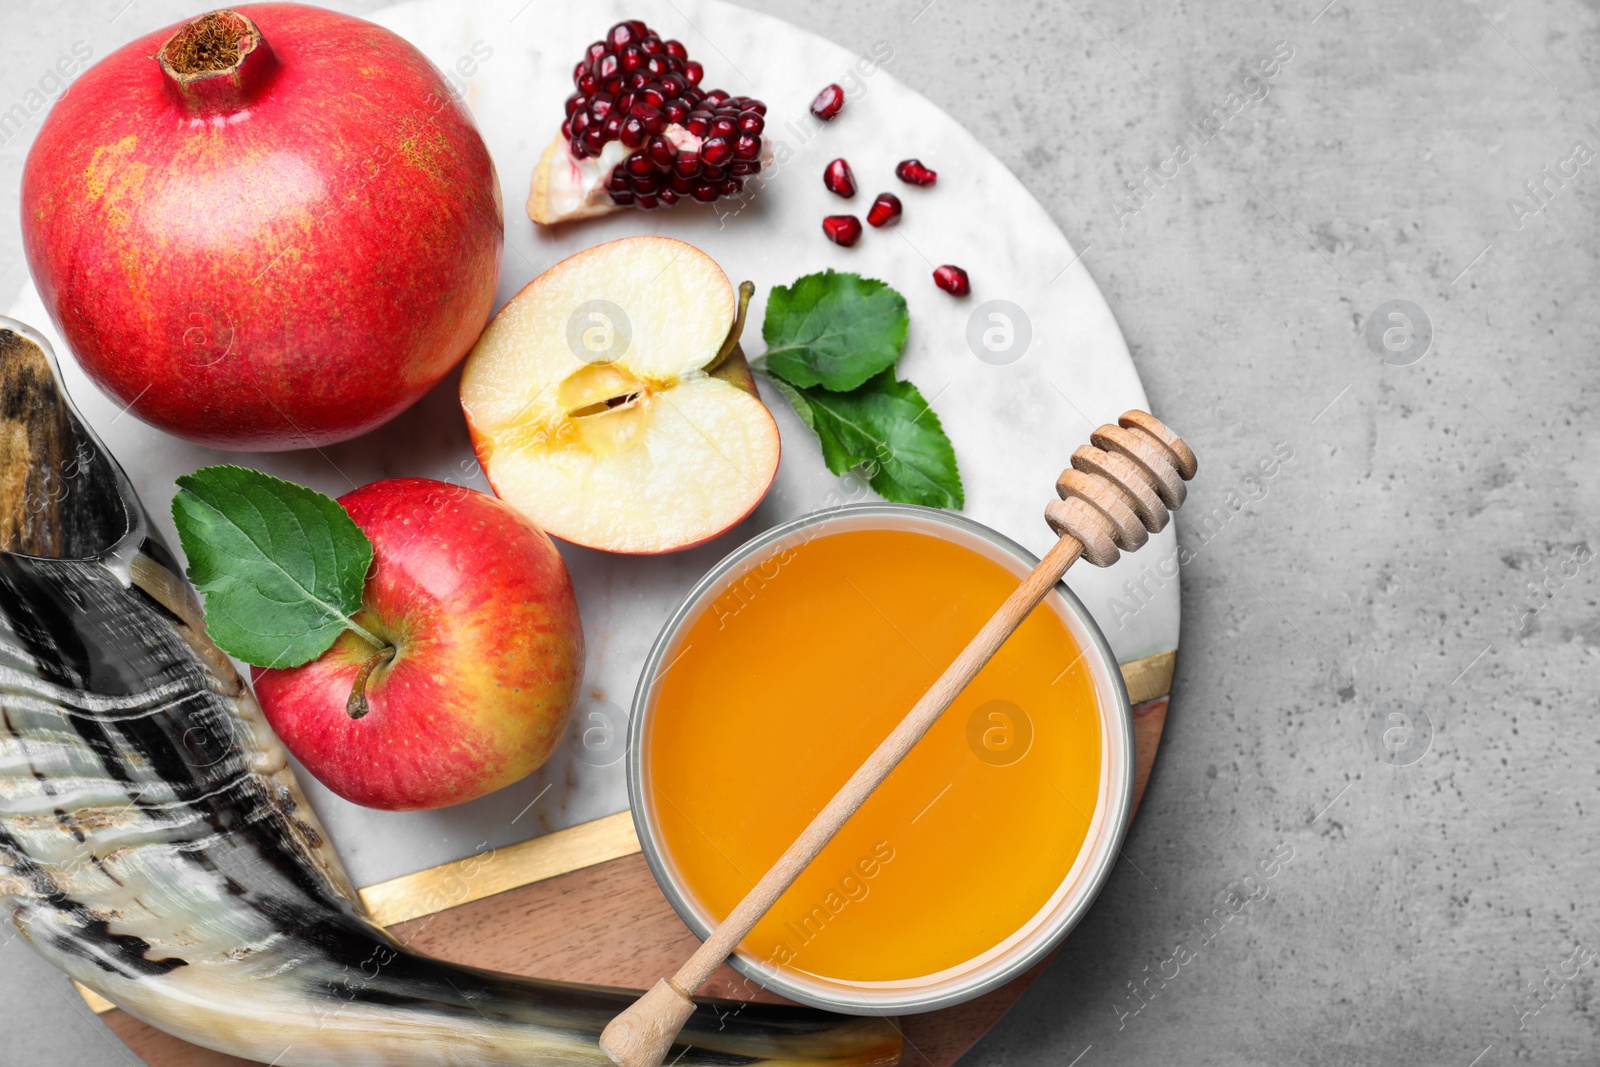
[822,215,863,247]
[932,265,970,295]
[528,19,770,224]
[895,159,938,186]
[810,83,845,121]
[866,192,902,227]
[823,158,856,198]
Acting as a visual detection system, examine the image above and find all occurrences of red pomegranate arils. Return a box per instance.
[932,265,969,295]
[822,215,862,247]
[866,192,901,227]
[810,83,845,121]
[561,21,765,211]
[896,159,937,186]
[823,158,856,198]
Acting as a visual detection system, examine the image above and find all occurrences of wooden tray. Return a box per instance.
[81,653,1174,1066]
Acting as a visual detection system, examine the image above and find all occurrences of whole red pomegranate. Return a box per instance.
[22,5,503,450]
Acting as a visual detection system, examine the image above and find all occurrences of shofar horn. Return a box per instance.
[0,318,901,1067]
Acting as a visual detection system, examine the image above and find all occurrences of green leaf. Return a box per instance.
[170,466,374,669]
[777,370,964,509]
[760,270,909,392]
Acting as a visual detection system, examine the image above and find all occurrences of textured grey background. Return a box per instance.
[2,0,1597,1065]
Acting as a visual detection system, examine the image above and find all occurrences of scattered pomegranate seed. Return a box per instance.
[896,159,937,186]
[822,215,863,247]
[932,264,969,295]
[866,192,902,227]
[823,158,856,198]
[564,21,765,210]
[810,83,845,121]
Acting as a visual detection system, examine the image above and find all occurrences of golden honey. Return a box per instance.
[643,523,1107,985]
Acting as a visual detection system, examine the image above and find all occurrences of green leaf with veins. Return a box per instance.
[171,465,375,669]
[777,371,964,509]
[760,270,909,391]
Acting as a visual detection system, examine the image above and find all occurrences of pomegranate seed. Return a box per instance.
[823,158,856,198]
[866,192,902,227]
[635,105,664,133]
[646,136,676,167]
[932,265,969,295]
[564,23,764,212]
[810,83,845,121]
[822,215,862,247]
[896,159,937,186]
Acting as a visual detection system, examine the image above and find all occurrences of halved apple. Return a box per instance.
[459,237,780,554]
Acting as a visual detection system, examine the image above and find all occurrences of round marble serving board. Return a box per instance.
[11,0,1182,1062]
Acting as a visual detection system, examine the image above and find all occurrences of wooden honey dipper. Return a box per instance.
[600,409,1197,1067]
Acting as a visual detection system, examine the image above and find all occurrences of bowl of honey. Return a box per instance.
[628,503,1135,1014]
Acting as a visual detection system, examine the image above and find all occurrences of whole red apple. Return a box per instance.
[252,478,583,810]
[21,5,502,450]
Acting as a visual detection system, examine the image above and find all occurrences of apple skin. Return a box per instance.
[252,478,584,811]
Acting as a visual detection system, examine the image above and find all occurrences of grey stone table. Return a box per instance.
[2,1,1595,1065]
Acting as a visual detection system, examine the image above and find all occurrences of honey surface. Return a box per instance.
[646,526,1105,983]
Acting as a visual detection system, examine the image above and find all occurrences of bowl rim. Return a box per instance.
[626,502,1135,1014]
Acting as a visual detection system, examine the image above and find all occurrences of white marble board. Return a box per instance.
[7,0,1180,888]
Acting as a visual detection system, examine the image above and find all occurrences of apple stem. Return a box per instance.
[709,281,755,372]
[345,644,395,720]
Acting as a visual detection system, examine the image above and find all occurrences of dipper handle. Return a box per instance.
[600,410,1197,1067]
